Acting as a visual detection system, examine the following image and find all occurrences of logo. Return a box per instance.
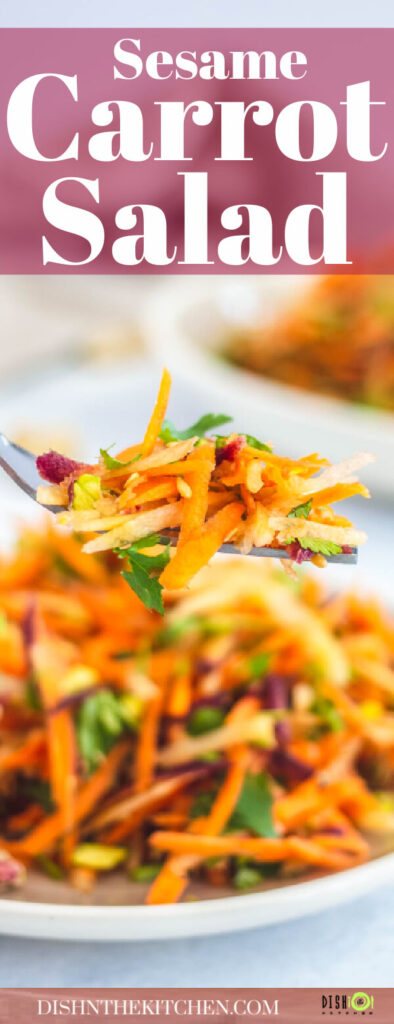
[321,992,374,1015]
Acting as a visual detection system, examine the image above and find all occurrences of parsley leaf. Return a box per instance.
[36,855,65,880]
[76,689,136,774]
[287,500,312,520]
[228,773,276,838]
[159,413,232,444]
[311,696,344,734]
[122,565,165,615]
[190,775,276,837]
[119,537,171,574]
[244,434,272,453]
[248,652,271,679]
[100,446,141,470]
[187,706,225,736]
[284,536,343,556]
[233,866,263,890]
[25,677,43,712]
[116,534,171,615]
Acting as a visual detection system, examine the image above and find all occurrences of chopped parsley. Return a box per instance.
[233,866,263,890]
[247,652,271,679]
[284,536,343,557]
[244,434,272,453]
[311,696,344,734]
[159,413,232,444]
[228,772,276,838]
[116,534,171,615]
[100,446,141,470]
[287,500,312,520]
[187,706,225,736]
[76,688,139,774]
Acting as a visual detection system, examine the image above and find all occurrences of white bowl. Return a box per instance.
[144,277,394,498]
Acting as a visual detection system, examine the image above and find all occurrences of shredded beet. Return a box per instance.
[195,657,218,675]
[0,851,25,888]
[36,450,91,486]
[285,541,315,564]
[269,748,313,785]
[21,603,36,652]
[189,693,230,712]
[274,719,292,747]
[263,675,289,710]
[250,673,293,705]
[215,436,245,467]
[156,757,227,779]
[287,540,349,563]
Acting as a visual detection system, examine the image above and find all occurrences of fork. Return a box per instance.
[0,433,358,564]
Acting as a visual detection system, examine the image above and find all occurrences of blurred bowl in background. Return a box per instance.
[144,277,394,498]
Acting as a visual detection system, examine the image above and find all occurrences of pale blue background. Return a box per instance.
[1,0,394,27]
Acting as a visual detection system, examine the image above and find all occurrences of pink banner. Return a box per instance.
[0,29,394,273]
[0,989,392,1024]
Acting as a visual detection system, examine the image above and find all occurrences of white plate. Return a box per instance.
[2,854,394,941]
[0,355,393,941]
[144,277,394,498]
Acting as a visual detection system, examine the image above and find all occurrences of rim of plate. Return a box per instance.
[1,854,394,940]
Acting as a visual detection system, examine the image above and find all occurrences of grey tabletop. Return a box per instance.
[0,883,393,987]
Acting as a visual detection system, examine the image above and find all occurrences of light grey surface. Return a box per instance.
[1,0,394,27]
[0,883,393,986]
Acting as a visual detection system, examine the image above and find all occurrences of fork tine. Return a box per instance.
[159,530,358,565]
[0,433,63,513]
[0,433,40,500]
[0,438,359,564]
[218,543,358,564]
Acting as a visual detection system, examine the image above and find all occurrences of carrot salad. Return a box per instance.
[35,369,373,614]
[0,525,393,902]
[228,275,394,410]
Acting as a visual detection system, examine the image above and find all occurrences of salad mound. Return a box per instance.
[0,526,393,905]
[227,275,394,410]
[36,369,374,614]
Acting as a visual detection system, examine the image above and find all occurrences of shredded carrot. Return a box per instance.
[149,831,349,870]
[141,368,172,456]
[47,709,76,862]
[159,502,244,590]
[35,372,371,591]
[178,445,215,545]
[0,729,46,772]
[4,741,129,858]
[1,521,391,906]
[135,695,162,793]
[147,698,252,904]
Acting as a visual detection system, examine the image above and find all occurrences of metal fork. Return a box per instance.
[0,433,358,564]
